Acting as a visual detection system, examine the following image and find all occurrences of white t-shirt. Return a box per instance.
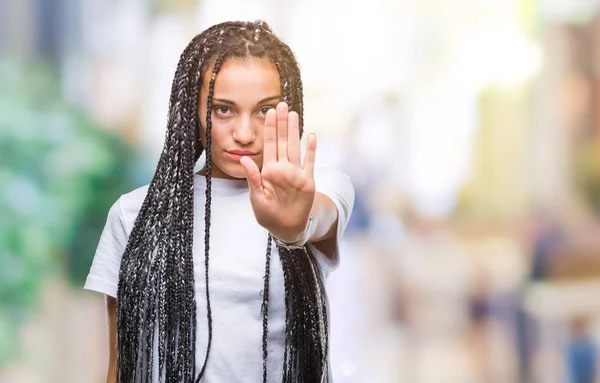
[84,167,354,382]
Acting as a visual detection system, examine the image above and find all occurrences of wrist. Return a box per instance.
[272,214,315,249]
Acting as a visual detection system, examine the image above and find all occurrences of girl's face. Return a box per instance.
[198,57,282,179]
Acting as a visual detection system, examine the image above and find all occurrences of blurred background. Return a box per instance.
[3,0,600,382]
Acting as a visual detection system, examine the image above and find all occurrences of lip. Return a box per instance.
[226,150,258,162]
[227,150,257,155]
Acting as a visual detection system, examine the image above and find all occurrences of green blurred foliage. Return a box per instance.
[0,58,137,367]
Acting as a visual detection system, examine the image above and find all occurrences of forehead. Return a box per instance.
[202,57,281,97]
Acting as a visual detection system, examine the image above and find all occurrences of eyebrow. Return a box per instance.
[212,95,281,106]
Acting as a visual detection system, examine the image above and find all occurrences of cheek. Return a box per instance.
[205,120,230,149]
[253,119,265,145]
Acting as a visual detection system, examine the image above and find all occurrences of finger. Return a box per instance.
[302,133,317,179]
[288,111,301,166]
[263,108,277,164]
[240,156,262,195]
[276,102,288,162]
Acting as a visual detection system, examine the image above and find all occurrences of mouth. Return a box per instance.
[226,151,258,162]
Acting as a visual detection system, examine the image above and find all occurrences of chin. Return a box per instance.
[219,164,248,180]
[226,171,247,180]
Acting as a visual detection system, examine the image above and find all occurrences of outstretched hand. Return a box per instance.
[240,102,316,243]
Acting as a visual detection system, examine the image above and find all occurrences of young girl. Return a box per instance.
[84,20,354,383]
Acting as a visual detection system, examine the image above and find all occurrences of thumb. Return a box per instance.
[240,156,262,195]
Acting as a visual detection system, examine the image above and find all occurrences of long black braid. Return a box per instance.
[116,21,330,382]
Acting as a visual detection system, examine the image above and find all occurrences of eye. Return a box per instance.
[258,106,273,117]
[214,106,232,116]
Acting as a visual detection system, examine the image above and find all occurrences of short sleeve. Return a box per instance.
[310,167,355,272]
[83,197,128,298]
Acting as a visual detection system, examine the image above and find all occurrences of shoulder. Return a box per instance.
[109,184,150,233]
[118,184,150,214]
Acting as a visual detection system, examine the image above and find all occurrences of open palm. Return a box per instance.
[240,102,316,242]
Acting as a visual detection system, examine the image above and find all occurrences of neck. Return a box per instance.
[196,166,245,181]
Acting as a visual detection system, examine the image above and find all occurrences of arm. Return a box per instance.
[83,197,127,382]
[105,295,118,383]
[267,167,354,260]
[265,192,338,257]
[240,103,354,261]
[309,192,338,242]
[307,192,339,259]
[286,168,355,260]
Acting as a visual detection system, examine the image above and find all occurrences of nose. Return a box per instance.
[232,115,255,145]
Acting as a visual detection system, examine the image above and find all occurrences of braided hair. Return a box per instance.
[115,21,330,382]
